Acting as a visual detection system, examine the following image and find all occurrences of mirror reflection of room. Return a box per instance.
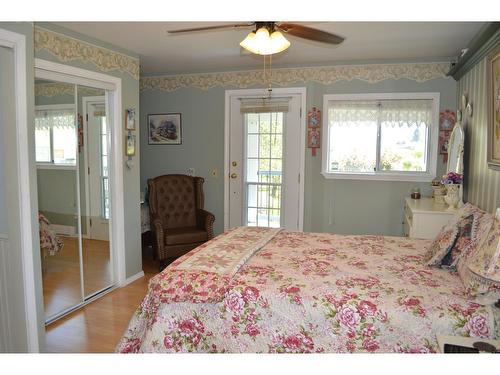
[78,85,112,299]
[35,79,112,322]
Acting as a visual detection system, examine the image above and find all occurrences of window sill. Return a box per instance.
[36,163,77,171]
[321,171,436,182]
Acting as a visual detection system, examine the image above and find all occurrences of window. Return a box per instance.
[322,93,439,181]
[35,106,77,166]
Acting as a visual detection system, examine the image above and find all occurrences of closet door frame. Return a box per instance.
[33,61,126,325]
[0,27,41,353]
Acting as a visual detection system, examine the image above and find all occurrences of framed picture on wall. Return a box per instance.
[487,44,500,170]
[125,108,136,130]
[126,133,136,156]
[148,113,182,145]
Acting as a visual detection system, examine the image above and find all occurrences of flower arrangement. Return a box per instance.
[441,172,463,185]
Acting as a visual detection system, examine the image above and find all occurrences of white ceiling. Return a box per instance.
[55,22,485,75]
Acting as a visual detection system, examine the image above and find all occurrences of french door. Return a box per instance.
[226,89,305,231]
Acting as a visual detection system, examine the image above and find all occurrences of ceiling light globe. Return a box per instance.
[270,31,290,54]
[239,31,258,54]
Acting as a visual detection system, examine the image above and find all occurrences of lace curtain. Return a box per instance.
[35,108,75,130]
[329,99,433,127]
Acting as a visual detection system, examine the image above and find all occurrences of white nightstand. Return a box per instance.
[403,197,455,239]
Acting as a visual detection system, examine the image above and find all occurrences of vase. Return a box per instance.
[444,184,460,211]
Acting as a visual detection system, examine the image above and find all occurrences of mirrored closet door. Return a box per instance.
[35,78,114,323]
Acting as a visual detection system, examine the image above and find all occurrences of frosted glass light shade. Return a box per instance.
[240,27,290,55]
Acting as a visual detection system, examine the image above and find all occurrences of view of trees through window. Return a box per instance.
[327,101,429,174]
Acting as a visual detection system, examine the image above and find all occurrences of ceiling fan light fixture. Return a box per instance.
[270,30,290,54]
[240,26,290,55]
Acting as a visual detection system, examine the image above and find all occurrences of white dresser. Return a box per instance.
[403,197,455,239]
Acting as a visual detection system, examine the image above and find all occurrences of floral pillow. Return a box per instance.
[424,206,476,265]
[426,225,459,267]
[439,214,474,268]
[461,214,500,305]
[456,207,494,281]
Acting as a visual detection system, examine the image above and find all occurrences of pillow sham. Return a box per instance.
[424,203,476,264]
[439,214,474,268]
[461,214,500,305]
[425,225,459,266]
[456,206,494,279]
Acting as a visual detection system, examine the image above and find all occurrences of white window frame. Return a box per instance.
[321,92,440,182]
[35,104,77,170]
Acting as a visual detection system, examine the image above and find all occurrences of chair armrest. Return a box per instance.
[196,209,215,239]
[150,214,165,252]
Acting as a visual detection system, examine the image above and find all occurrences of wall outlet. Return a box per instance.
[211,168,219,178]
[187,168,195,176]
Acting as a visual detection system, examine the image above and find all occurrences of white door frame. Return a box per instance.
[224,87,306,231]
[82,95,106,240]
[0,28,39,352]
[34,59,126,290]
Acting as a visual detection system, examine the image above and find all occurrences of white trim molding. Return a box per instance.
[33,60,126,291]
[34,26,140,80]
[321,92,440,182]
[124,271,145,286]
[0,27,40,352]
[141,62,450,92]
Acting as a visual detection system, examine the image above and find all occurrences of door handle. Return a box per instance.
[230,173,238,179]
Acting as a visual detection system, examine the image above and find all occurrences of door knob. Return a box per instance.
[230,173,238,179]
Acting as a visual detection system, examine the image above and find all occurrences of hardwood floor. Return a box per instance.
[44,248,160,353]
[42,236,112,320]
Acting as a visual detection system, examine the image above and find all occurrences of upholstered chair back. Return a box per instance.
[148,174,205,229]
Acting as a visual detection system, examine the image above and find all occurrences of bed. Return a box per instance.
[117,226,498,353]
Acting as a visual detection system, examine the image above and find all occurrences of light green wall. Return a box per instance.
[34,23,142,278]
[140,76,456,236]
[459,35,500,213]
[36,169,77,226]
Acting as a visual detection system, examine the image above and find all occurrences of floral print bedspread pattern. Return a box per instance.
[175,226,282,275]
[117,231,496,353]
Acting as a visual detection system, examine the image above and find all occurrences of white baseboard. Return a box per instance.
[123,271,145,286]
[51,224,75,236]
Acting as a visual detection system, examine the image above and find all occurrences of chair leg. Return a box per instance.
[159,259,167,272]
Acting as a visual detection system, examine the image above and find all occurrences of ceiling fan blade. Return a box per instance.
[277,23,344,45]
[167,23,254,34]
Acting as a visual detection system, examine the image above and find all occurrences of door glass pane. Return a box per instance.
[77,85,112,299]
[35,78,81,321]
[244,112,283,228]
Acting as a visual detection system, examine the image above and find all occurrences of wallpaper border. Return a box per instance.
[140,62,451,92]
[34,82,104,98]
[34,26,140,80]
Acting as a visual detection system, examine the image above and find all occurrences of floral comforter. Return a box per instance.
[117,228,498,353]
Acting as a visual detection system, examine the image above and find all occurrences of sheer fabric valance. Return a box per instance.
[329,99,433,127]
[35,108,76,130]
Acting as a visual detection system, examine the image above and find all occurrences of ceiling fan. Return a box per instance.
[167,22,345,55]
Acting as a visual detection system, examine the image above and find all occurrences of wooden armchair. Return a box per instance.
[148,174,215,270]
